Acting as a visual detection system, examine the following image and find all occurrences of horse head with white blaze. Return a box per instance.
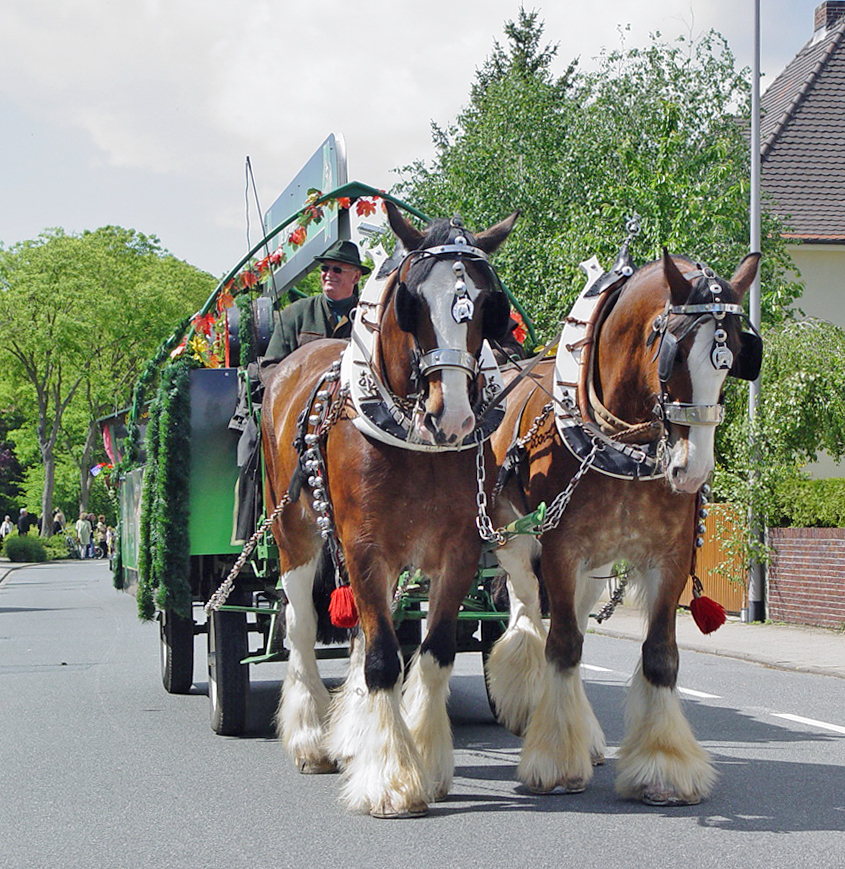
[484,244,762,807]
[379,202,517,445]
[260,201,518,819]
[595,249,762,492]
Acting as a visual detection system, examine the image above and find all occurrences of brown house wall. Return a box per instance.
[767,528,845,630]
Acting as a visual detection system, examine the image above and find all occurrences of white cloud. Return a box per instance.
[0,0,823,274]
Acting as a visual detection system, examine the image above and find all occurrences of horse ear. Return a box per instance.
[393,281,418,333]
[663,248,691,306]
[729,252,761,302]
[385,201,425,251]
[483,292,512,341]
[475,211,520,255]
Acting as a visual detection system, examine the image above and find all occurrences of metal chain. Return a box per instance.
[204,494,290,614]
[204,366,350,615]
[593,567,629,623]
[517,401,554,451]
[539,438,600,534]
[475,435,507,545]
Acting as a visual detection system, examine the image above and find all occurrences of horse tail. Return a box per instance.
[312,541,352,645]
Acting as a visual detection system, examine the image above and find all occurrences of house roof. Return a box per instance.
[761,8,845,242]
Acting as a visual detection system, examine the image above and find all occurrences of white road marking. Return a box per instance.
[678,686,721,699]
[772,714,845,735]
[582,664,614,673]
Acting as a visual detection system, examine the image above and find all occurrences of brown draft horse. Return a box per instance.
[261,203,517,817]
[486,250,760,806]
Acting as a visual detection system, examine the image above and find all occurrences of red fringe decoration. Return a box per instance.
[329,585,358,628]
[690,593,726,634]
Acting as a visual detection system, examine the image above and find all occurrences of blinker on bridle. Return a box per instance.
[647,264,761,428]
[396,228,502,380]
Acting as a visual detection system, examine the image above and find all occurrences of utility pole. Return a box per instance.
[747,0,766,622]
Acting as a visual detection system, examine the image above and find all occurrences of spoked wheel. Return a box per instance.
[207,593,250,736]
[159,609,195,694]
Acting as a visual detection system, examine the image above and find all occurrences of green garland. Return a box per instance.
[237,292,255,367]
[137,357,196,620]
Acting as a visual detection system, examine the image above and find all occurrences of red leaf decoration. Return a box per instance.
[356,199,377,217]
[192,312,216,337]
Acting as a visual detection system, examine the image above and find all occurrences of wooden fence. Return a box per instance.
[679,503,747,615]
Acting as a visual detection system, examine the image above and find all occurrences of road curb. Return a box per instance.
[589,622,845,681]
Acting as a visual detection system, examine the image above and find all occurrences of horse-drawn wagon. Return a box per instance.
[106,134,762,815]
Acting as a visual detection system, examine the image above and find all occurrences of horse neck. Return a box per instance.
[593,296,660,426]
[375,303,417,399]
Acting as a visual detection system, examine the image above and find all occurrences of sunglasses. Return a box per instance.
[320,264,353,275]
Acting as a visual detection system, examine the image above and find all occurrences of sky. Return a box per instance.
[0,1,824,279]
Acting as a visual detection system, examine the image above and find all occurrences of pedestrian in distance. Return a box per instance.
[16,508,35,536]
[75,513,92,559]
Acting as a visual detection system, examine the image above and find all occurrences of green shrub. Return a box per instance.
[43,533,74,560]
[771,477,845,527]
[3,533,48,563]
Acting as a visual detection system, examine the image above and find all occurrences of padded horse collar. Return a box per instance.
[553,237,666,481]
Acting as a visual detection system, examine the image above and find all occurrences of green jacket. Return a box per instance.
[264,293,357,363]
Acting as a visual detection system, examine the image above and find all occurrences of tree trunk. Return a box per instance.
[78,420,98,514]
[39,451,54,538]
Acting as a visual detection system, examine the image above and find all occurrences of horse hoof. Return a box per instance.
[370,801,429,819]
[297,757,338,775]
[433,785,449,803]
[641,786,700,807]
[527,778,586,796]
[591,754,606,767]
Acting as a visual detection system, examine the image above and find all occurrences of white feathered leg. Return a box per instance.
[485,535,546,735]
[402,650,453,800]
[326,635,429,817]
[574,567,609,765]
[517,663,595,794]
[616,663,716,805]
[276,557,335,773]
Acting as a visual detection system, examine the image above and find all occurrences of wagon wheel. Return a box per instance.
[159,609,195,694]
[207,591,250,736]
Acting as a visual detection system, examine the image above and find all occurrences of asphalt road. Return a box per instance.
[1,561,843,869]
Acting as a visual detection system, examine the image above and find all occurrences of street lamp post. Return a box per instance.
[748,0,766,622]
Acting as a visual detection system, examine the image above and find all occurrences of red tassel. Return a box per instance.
[329,585,358,628]
[690,576,726,634]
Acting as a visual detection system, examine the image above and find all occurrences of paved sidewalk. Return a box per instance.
[589,603,845,680]
[2,558,842,678]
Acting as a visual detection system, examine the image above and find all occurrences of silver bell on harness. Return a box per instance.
[707,280,735,371]
[450,240,475,324]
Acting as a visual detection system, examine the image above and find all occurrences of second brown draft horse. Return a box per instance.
[487,250,760,806]
[261,202,517,817]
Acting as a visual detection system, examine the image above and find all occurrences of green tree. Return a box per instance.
[396,13,800,338]
[0,227,215,532]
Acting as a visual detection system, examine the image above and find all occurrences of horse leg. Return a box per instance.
[401,557,477,801]
[517,550,595,794]
[615,566,716,806]
[485,532,547,736]
[325,559,428,818]
[573,564,612,765]
[276,555,336,774]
